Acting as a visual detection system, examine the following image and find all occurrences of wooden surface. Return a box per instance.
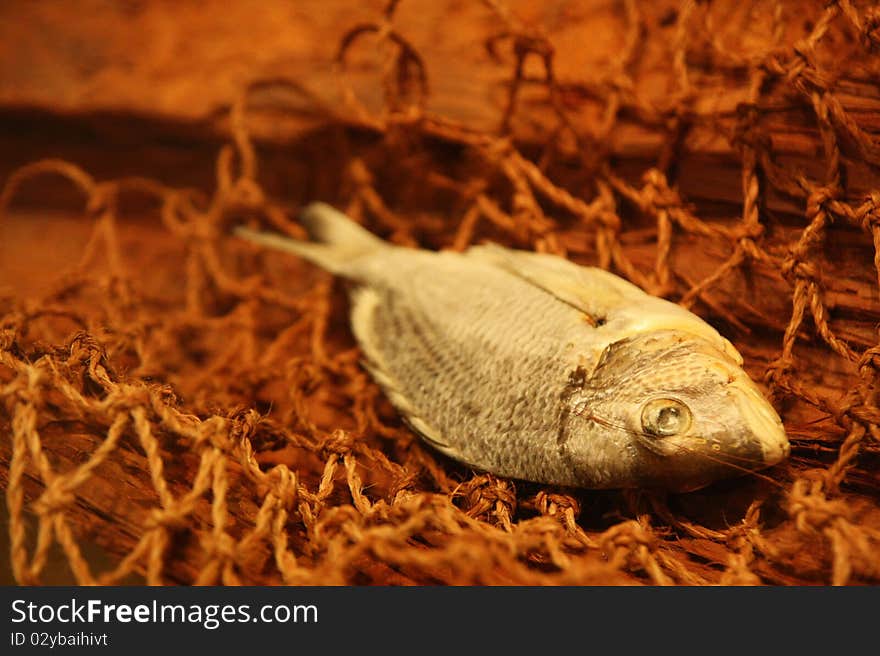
[3,1,880,199]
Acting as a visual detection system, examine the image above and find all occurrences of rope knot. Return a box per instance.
[213,533,239,560]
[780,253,819,285]
[859,191,880,231]
[598,519,656,553]
[805,185,837,220]
[534,491,580,518]
[857,345,880,378]
[268,465,299,509]
[464,475,516,506]
[787,477,849,533]
[230,178,265,207]
[0,327,15,352]
[66,331,107,364]
[188,218,219,241]
[33,485,75,515]
[786,44,814,87]
[737,237,765,262]
[457,474,517,521]
[85,183,114,216]
[640,170,679,210]
[145,507,189,531]
[228,408,260,443]
[763,357,794,391]
[596,210,621,232]
[321,429,356,456]
[66,331,115,387]
[483,137,514,162]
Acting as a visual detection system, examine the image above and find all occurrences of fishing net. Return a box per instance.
[1,0,879,585]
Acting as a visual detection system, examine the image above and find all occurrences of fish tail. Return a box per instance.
[299,202,386,253]
[234,202,386,275]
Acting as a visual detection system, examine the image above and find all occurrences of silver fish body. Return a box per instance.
[237,203,790,491]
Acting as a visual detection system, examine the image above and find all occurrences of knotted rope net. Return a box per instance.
[1,0,879,585]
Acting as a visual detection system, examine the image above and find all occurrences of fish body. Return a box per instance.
[237,203,789,491]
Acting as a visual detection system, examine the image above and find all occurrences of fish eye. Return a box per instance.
[641,398,692,437]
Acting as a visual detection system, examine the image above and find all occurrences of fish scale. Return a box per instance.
[364,250,588,481]
[236,202,790,490]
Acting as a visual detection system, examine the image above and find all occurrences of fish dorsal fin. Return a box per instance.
[467,243,638,318]
[467,243,743,365]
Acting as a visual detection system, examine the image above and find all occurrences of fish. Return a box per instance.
[236,202,790,491]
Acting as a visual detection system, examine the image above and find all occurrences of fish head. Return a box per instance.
[571,330,789,491]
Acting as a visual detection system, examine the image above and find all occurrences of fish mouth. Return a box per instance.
[730,378,789,467]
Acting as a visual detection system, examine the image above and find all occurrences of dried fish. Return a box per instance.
[237,203,789,491]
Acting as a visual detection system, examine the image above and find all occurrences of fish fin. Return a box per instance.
[467,243,634,320]
[468,243,743,364]
[235,202,386,276]
[350,287,462,457]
